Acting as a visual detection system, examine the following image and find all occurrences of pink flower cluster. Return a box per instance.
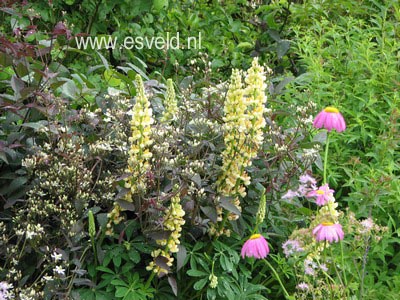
[281,173,317,200]
[241,106,347,261]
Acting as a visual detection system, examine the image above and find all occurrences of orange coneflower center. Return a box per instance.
[250,234,262,240]
[316,190,325,195]
[321,222,334,226]
[324,107,339,113]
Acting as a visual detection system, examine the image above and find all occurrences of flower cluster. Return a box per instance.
[105,203,124,236]
[0,282,13,300]
[216,58,268,230]
[161,79,178,123]
[147,190,185,276]
[282,239,304,257]
[124,74,154,199]
[282,173,317,202]
[281,107,349,298]
[208,274,218,289]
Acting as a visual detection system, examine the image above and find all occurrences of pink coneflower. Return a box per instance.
[313,222,344,243]
[241,234,270,259]
[313,107,346,132]
[307,184,334,206]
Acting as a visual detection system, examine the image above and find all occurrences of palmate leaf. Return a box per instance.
[113,273,154,300]
[74,288,113,300]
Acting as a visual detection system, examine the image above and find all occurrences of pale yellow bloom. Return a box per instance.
[161,79,178,123]
[214,58,268,230]
[147,189,185,276]
[124,75,154,200]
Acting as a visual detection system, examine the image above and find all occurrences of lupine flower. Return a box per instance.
[209,274,218,289]
[216,58,268,226]
[313,106,346,132]
[313,222,344,243]
[241,233,270,259]
[147,188,185,276]
[307,184,334,206]
[124,74,154,199]
[161,78,178,123]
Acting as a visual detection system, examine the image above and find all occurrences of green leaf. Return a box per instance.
[60,79,79,99]
[0,152,8,164]
[115,286,129,298]
[153,0,168,11]
[313,130,327,143]
[113,254,122,268]
[277,40,290,59]
[192,242,204,252]
[237,42,253,49]
[219,197,241,216]
[167,276,178,296]
[187,269,208,277]
[96,51,110,69]
[193,278,208,290]
[128,249,141,264]
[200,206,217,223]
[177,244,187,271]
[111,279,127,287]
[20,121,48,131]
[104,69,122,87]
[96,266,115,274]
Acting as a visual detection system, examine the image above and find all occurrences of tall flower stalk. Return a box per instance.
[107,75,154,235]
[161,78,178,123]
[214,58,268,235]
[124,74,154,199]
[146,188,185,277]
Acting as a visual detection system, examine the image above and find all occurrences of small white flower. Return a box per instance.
[53,266,65,276]
[51,252,62,262]
[43,276,53,281]
[361,218,374,230]
[25,231,36,240]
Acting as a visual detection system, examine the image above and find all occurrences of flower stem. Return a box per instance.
[340,240,349,297]
[329,246,345,293]
[145,271,156,289]
[264,259,291,299]
[323,132,331,184]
